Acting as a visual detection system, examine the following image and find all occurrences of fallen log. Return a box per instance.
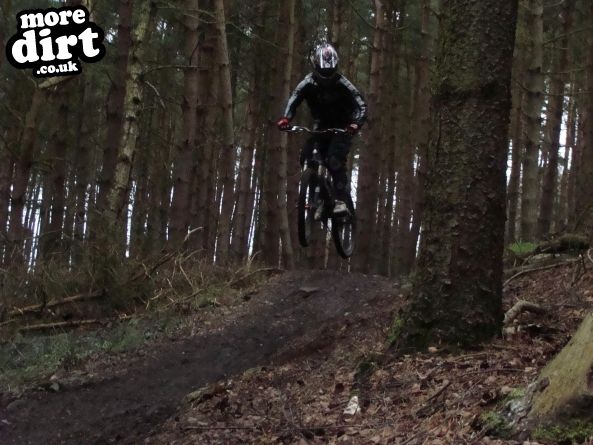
[534,234,589,255]
[8,290,104,318]
[18,314,134,333]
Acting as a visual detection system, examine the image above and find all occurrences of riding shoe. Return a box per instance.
[333,200,350,216]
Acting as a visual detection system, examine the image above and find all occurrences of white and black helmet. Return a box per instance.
[311,43,339,79]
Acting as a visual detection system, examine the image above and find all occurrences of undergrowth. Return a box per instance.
[0,246,278,393]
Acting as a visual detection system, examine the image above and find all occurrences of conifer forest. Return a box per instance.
[2,0,593,444]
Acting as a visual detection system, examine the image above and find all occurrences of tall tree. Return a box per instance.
[7,88,45,266]
[214,0,237,264]
[401,0,518,349]
[95,0,133,222]
[354,0,385,273]
[169,0,200,248]
[106,1,152,227]
[575,2,593,235]
[520,0,544,242]
[538,0,573,237]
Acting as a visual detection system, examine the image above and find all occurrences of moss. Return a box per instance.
[386,316,404,347]
[480,411,512,438]
[533,420,593,444]
[508,241,537,256]
[501,388,525,405]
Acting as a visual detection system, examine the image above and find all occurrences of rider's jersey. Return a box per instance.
[283,73,368,129]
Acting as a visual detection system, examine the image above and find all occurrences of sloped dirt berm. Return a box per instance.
[0,270,402,445]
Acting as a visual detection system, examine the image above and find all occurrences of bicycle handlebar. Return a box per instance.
[281,126,347,135]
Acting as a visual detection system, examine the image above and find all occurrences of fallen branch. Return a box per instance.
[415,379,451,416]
[503,258,579,288]
[128,252,175,283]
[504,300,547,326]
[8,290,104,318]
[18,315,134,333]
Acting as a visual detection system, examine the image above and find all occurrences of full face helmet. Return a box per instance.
[311,43,339,79]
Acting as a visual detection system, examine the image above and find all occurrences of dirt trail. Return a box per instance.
[0,270,400,445]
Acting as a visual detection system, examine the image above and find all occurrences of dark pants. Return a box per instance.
[302,133,352,202]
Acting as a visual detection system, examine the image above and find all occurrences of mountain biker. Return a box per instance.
[277,43,368,216]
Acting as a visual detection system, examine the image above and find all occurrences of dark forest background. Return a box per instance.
[1,0,592,304]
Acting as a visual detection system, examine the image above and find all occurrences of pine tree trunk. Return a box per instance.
[8,88,45,266]
[537,1,572,238]
[95,0,132,218]
[354,0,385,273]
[408,0,432,271]
[193,31,219,255]
[213,0,236,264]
[506,90,523,243]
[261,1,296,268]
[575,5,593,236]
[72,79,92,264]
[277,0,296,269]
[169,0,200,248]
[401,0,517,349]
[0,128,16,251]
[556,91,576,232]
[147,109,174,256]
[568,112,582,226]
[105,1,152,229]
[41,90,71,258]
[520,0,544,242]
[232,69,260,261]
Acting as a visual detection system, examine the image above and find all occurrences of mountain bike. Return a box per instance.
[283,126,356,259]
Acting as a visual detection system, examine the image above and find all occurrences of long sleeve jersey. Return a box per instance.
[283,73,368,129]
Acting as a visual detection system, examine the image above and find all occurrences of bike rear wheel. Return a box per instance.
[331,198,356,259]
[298,169,318,247]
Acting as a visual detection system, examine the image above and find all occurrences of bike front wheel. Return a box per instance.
[298,169,318,247]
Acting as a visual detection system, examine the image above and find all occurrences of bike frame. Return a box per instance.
[283,126,347,222]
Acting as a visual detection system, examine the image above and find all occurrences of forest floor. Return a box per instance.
[0,261,591,444]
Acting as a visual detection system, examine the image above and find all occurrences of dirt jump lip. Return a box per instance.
[0,270,399,445]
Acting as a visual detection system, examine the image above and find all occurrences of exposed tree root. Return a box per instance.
[503,258,580,288]
[503,300,547,325]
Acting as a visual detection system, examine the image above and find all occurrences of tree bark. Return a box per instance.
[517,314,593,436]
[354,0,385,273]
[193,27,219,255]
[506,14,526,243]
[556,90,576,232]
[277,0,296,269]
[0,128,16,250]
[105,1,152,229]
[95,0,133,218]
[401,0,518,349]
[169,0,200,248]
[537,0,572,238]
[41,89,71,258]
[575,3,593,237]
[520,0,544,242]
[8,88,45,267]
[213,0,237,264]
[408,0,432,272]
